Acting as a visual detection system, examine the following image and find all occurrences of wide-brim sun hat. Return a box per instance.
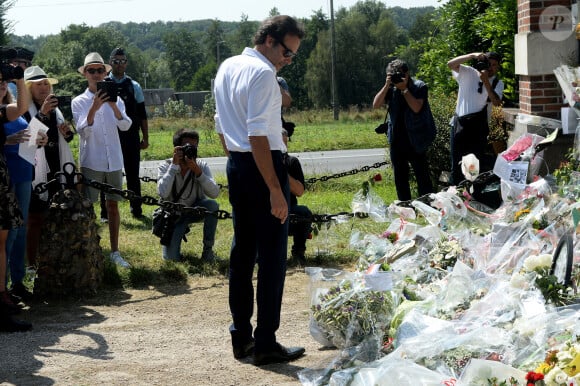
[24,65,58,85]
[77,52,112,74]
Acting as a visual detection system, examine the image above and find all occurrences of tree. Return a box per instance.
[414,0,517,103]
[0,0,15,45]
[163,29,204,91]
[231,14,258,55]
[305,1,407,107]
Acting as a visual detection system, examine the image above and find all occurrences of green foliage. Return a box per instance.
[201,94,216,120]
[188,62,216,91]
[163,29,204,91]
[426,90,456,184]
[415,0,517,102]
[163,98,189,118]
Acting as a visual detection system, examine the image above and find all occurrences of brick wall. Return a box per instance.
[517,0,570,118]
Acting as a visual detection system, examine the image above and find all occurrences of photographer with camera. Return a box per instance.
[22,66,75,273]
[0,52,35,330]
[156,129,220,262]
[372,59,436,201]
[447,51,504,185]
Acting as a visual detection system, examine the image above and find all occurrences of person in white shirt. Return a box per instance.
[447,51,504,184]
[214,15,306,366]
[72,52,132,268]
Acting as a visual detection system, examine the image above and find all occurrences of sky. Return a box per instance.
[6,0,444,38]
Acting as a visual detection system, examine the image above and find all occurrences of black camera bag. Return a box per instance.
[152,173,192,246]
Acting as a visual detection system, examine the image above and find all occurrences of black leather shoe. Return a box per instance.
[233,340,255,359]
[254,343,305,366]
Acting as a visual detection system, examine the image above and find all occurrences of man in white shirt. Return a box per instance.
[214,15,306,366]
[447,51,504,184]
[72,52,132,268]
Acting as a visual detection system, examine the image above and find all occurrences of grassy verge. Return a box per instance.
[95,163,397,288]
[53,108,400,289]
[68,108,388,161]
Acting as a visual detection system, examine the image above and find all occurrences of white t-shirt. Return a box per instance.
[453,64,504,119]
[213,47,286,153]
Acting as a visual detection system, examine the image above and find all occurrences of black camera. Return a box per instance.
[474,58,490,72]
[182,143,197,159]
[0,47,23,81]
[390,71,404,84]
[56,95,72,108]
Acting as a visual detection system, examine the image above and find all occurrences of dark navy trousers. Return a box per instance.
[227,151,289,352]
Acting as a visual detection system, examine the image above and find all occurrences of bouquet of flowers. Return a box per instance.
[310,279,395,349]
[428,236,465,271]
[531,335,580,385]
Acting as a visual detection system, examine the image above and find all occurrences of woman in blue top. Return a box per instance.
[0,69,34,318]
[3,74,47,302]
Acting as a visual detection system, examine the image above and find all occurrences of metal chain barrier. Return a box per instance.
[35,163,382,225]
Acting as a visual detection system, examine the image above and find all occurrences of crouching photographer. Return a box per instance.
[156,128,220,262]
[447,51,504,185]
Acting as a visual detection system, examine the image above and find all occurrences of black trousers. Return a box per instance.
[390,132,433,201]
[450,114,490,185]
[227,151,289,352]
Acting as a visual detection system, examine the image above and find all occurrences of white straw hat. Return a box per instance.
[77,52,112,74]
[24,65,58,85]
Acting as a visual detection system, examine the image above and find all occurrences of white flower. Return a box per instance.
[545,366,569,384]
[510,273,529,289]
[523,253,552,272]
[461,154,480,182]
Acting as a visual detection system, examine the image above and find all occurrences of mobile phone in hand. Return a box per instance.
[96,81,118,102]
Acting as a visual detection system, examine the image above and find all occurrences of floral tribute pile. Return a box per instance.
[298,147,580,386]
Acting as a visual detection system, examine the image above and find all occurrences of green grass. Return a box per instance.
[68,109,387,161]
[60,109,400,289]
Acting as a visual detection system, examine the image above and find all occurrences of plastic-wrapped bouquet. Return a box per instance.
[428,236,465,271]
[310,278,395,349]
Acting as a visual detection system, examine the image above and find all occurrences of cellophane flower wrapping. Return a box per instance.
[328,357,455,386]
[307,268,397,350]
[459,359,527,386]
[351,184,388,222]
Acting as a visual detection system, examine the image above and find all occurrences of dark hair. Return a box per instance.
[386,59,409,75]
[173,128,199,147]
[253,15,305,45]
[485,51,502,63]
[110,47,126,58]
[14,47,34,61]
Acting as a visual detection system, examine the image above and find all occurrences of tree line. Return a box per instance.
[4,0,517,110]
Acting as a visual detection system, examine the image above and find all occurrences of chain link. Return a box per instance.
[35,160,393,225]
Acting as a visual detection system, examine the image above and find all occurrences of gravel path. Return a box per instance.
[0,269,335,386]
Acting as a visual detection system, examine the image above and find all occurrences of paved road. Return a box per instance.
[140,148,388,178]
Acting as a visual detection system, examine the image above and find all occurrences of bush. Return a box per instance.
[427,90,456,185]
[163,98,189,118]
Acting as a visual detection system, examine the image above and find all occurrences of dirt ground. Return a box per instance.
[0,268,338,386]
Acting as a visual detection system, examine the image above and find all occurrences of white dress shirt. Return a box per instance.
[72,88,132,172]
[213,47,286,153]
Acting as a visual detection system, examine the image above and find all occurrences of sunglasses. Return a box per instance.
[278,40,297,58]
[86,67,106,75]
[111,59,127,65]
[477,81,483,94]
